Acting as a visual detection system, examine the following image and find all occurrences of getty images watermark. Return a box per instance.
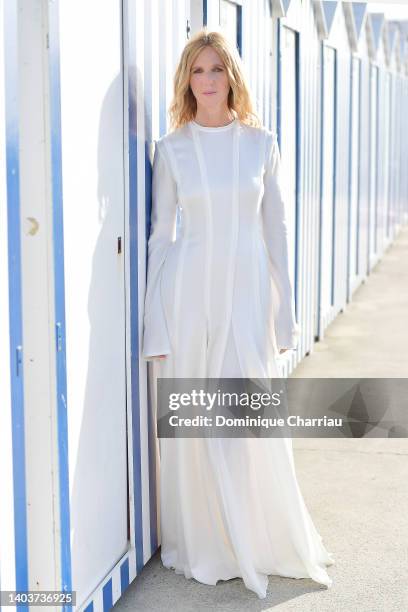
[156,378,408,438]
[166,386,341,429]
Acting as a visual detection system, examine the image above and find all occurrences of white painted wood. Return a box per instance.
[0,0,17,594]
[348,56,361,298]
[280,25,297,316]
[17,0,61,593]
[2,2,408,610]
[58,0,128,606]
[369,64,378,267]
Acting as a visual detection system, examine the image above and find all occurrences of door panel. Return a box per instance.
[58,1,128,606]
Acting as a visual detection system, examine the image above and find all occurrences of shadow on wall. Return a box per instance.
[69,61,155,606]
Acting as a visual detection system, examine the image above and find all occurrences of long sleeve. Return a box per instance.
[261,131,301,351]
[141,139,178,361]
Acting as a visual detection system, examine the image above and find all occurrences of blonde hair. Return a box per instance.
[168,28,262,131]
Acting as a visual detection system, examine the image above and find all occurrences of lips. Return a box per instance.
[203,91,216,95]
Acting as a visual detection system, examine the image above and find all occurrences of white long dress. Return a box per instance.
[142,118,335,599]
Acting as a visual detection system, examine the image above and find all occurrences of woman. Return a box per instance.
[142,28,334,599]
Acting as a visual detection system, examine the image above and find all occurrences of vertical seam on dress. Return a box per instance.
[162,137,185,377]
[229,126,247,379]
[224,123,240,378]
[190,123,212,375]
[253,228,262,349]
[253,130,269,355]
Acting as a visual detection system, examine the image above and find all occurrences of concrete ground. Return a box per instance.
[114,226,408,612]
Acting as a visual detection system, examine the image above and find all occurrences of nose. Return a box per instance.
[204,76,216,87]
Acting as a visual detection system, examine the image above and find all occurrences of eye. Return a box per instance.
[192,67,223,73]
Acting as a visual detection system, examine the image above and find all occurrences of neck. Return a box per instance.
[193,108,235,128]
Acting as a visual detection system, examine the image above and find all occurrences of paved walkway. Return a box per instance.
[114,225,408,612]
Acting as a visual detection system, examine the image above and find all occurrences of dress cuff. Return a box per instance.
[142,350,170,362]
[275,323,301,351]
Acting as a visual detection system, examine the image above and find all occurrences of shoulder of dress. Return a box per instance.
[155,123,191,148]
[239,123,277,143]
[240,121,276,136]
[259,126,277,141]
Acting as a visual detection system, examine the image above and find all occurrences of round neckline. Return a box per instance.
[191,118,238,132]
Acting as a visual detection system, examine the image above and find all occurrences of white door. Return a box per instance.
[368,65,378,267]
[58,1,128,607]
[319,45,336,334]
[279,25,297,320]
[348,56,361,297]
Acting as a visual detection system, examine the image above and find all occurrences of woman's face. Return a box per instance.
[189,46,231,112]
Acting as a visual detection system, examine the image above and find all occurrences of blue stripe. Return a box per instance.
[145,144,158,554]
[236,5,242,56]
[147,391,158,553]
[83,603,94,612]
[366,65,373,273]
[4,2,29,607]
[125,0,144,571]
[102,579,113,612]
[374,66,379,254]
[276,20,281,143]
[346,54,353,302]
[317,42,324,338]
[389,76,394,235]
[47,1,72,607]
[331,48,337,307]
[120,558,130,592]
[356,58,362,275]
[294,30,301,320]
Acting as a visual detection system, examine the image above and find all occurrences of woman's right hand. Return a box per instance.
[153,355,167,359]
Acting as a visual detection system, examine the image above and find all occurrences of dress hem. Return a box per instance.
[161,550,335,599]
